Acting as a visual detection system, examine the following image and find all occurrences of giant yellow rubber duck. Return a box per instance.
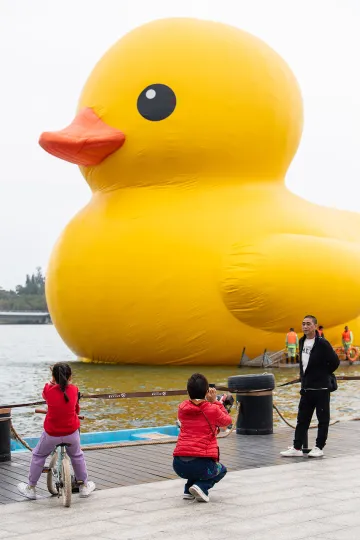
[39,18,360,365]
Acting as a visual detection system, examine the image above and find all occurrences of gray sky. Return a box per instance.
[1,0,359,289]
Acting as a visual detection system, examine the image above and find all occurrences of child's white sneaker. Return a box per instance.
[17,482,36,500]
[79,481,96,497]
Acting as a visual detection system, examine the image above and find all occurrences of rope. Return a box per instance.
[8,374,360,451]
[273,403,344,429]
[276,376,360,389]
[272,404,297,429]
[0,383,298,410]
[10,420,33,452]
[5,375,360,410]
[9,401,360,453]
[277,378,301,387]
[0,389,225,409]
[6,375,360,410]
[9,404,240,453]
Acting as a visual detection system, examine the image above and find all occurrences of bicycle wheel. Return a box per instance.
[61,454,72,507]
[46,452,58,496]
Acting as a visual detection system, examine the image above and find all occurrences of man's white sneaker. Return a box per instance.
[17,482,36,500]
[79,481,96,497]
[280,446,303,457]
[189,485,209,502]
[308,447,324,458]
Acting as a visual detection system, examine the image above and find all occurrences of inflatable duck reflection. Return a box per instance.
[39,18,360,364]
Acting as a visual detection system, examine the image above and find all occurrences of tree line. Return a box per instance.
[0,267,48,312]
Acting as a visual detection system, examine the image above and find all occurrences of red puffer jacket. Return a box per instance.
[173,400,232,460]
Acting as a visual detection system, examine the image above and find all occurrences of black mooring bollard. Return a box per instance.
[0,408,11,462]
[228,374,275,435]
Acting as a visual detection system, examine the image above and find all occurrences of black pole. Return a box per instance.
[238,347,245,368]
[0,409,11,462]
[302,430,310,454]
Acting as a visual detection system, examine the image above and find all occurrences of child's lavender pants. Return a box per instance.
[29,430,88,486]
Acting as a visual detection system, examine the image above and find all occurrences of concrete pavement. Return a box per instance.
[0,453,359,540]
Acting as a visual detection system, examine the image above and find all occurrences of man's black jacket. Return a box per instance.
[299,335,340,390]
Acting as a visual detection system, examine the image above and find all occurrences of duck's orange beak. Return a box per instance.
[39,108,125,166]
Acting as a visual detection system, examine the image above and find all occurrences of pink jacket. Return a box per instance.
[173,400,232,460]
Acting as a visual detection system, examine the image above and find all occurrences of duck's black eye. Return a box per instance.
[137,84,176,121]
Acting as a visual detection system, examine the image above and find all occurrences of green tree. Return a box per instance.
[0,268,48,311]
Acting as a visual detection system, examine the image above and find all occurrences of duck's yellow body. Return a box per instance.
[41,19,360,364]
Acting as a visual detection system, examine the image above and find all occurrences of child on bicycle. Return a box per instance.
[173,373,232,502]
[18,362,95,500]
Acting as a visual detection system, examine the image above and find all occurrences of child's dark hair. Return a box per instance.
[187,373,209,400]
[52,363,72,403]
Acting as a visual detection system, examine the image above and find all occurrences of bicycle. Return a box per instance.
[35,408,84,507]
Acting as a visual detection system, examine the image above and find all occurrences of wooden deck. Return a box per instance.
[1,421,359,505]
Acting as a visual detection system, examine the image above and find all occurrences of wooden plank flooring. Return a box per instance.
[1,422,360,504]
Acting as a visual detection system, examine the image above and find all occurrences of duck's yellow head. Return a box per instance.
[40,18,303,191]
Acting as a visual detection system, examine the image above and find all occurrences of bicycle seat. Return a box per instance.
[55,443,72,448]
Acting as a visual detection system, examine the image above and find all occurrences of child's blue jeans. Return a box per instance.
[173,456,227,495]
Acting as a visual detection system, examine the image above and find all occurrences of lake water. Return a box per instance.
[1,325,360,438]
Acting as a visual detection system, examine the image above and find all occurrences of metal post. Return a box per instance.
[238,347,246,368]
[0,408,11,462]
[302,430,310,454]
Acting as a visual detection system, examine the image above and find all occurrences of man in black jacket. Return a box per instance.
[281,314,340,458]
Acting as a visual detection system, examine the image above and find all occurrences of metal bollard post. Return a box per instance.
[235,390,273,434]
[0,408,11,462]
[228,374,275,435]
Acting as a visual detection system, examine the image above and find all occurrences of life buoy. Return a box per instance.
[346,347,359,362]
[334,346,346,359]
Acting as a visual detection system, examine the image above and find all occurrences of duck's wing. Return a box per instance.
[220,233,360,332]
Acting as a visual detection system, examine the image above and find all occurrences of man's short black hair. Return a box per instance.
[303,315,317,325]
[187,373,209,399]
[290,327,294,332]
[319,325,323,330]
